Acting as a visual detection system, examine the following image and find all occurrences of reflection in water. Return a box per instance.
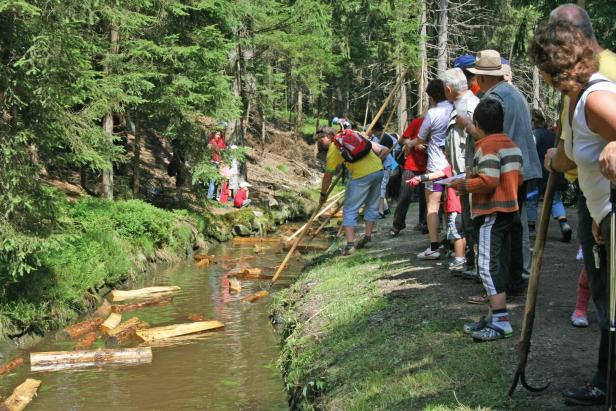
[0,238,308,411]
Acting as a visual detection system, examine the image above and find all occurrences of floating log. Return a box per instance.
[106,317,150,343]
[232,237,281,244]
[195,259,211,268]
[0,378,41,411]
[100,313,122,333]
[243,291,269,303]
[30,348,152,370]
[136,321,225,343]
[75,332,97,350]
[0,357,25,376]
[253,245,267,254]
[61,318,103,339]
[111,296,172,313]
[109,286,180,302]
[187,314,205,322]
[228,277,242,293]
[92,299,112,319]
[193,254,216,263]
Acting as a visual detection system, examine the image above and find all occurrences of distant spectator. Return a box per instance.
[233,182,252,208]
[207,131,226,199]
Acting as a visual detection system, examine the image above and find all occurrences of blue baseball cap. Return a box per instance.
[453,54,476,69]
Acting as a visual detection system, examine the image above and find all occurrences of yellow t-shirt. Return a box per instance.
[325,143,383,180]
[561,49,616,181]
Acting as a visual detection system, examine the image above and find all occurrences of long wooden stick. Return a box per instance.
[310,200,344,239]
[286,190,345,241]
[365,73,405,136]
[509,173,555,396]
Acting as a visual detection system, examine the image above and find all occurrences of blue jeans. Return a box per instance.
[207,180,217,199]
[343,170,384,227]
[526,189,566,223]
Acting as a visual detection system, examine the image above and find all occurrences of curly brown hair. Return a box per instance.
[528,20,598,93]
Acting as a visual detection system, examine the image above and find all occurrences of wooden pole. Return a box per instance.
[310,200,344,239]
[286,190,345,241]
[365,74,404,136]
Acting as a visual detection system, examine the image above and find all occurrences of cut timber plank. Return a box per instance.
[111,296,172,313]
[242,291,269,303]
[100,313,122,333]
[106,317,149,343]
[30,348,152,370]
[232,237,281,244]
[0,378,41,411]
[228,277,241,293]
[109,286,180,302]
[61,318,103,339]
[75,332,97,350]
[136,321,224,342]
[0,357,24,376]
[92,299,112,319]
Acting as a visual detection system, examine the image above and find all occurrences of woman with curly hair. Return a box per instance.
[530,20,616,406]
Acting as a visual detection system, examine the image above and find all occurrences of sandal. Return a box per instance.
[467,294,488,305]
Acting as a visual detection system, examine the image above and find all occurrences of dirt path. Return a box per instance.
[370,202,600,410]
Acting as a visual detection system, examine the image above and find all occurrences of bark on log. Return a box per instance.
[75,332,97,350]
[61,318,104,339]
[0,379,41,411]
[100,313,122,333]
[242,291,269,303]
[105,317,150,343]
[111,296,172,313]
[136,321,225,342]
[109,286,180,302]
[0,357,25,376]
[92,299,112,319]
[30,348,152,368]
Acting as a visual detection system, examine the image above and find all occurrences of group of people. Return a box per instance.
[317,3,616,406]
[206,131,251,208]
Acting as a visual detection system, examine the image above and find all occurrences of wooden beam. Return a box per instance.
[111,296,172,314]
[100,313,122,333]
[106,317,150,343]
[30,348,152,369]
[0,379,41,411]
[136,321,225,342]
[61,318,103,339]
[242,290,269,303]
[109,286,180,302]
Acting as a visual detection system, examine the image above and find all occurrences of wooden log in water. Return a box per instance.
[232,237,281,245]
[187,314,205,322]
[75,332,97,350]
[228,277,241,293]
[0,357,25,376]
[30,347,152,368]
[242,290,269,303]
[193,254,216,263]
[100,313,122,333]
[109,286,180,302]
[0,378,41,411]
[136,321,224,343]
[227,268,271,280]
[105,317,150,343]
[92,299,112,319]
[195,259,211,268]
[111,296,172,313]
[61,318,103,339]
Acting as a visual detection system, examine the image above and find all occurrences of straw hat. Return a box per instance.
[468,50,508,76]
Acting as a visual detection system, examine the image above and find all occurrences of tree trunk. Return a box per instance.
[417,0,428,115]
[295,89,303,134]
[437,0,449,75]
[397,64,408,134]
[129,112,140,196]
[101,26,119,200]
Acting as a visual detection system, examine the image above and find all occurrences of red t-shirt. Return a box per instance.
[401,118,427,173]
[233,188,248,208]
[442,166,462,213]
[209,136,226,163]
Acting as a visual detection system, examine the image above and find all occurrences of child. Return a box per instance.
[233,182,252,208]
[450,98,523,342]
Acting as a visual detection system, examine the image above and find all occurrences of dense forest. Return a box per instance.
[1,0,616,335]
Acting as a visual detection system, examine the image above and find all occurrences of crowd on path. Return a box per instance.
[206,131,251,208]
[316,3,616,406]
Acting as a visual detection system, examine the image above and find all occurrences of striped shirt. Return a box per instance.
[459,133,523,217]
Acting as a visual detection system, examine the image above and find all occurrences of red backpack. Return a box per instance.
[333,129,372,163]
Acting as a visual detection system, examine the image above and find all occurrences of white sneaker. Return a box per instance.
[417,247,441,260]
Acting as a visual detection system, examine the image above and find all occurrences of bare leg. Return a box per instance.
[365,220,374,237]
[488,292,507,311]
[454,238,466,258]
[344,226,355,244]
[426,189,442,244]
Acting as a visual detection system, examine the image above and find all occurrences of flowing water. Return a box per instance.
[0,232,315,410]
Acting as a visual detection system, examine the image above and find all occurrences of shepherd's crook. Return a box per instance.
[509,173,554,396]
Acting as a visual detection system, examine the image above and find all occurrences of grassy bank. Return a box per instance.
[0,192,314,343]
[272,231,531,410]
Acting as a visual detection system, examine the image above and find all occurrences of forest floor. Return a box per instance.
[273,202,601,410]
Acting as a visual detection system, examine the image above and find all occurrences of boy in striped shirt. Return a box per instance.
[451,98,524,342]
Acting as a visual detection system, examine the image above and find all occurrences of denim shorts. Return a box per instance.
[343,170,384,227]
[380,169,391,199]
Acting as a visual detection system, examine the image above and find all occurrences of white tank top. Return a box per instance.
[564,73,616,223]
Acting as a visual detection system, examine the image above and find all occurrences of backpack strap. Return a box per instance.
[569,79,609,128]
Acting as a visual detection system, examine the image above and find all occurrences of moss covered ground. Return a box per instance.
[272,208,534,410]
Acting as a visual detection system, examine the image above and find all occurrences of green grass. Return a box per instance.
[273,253,528,410]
